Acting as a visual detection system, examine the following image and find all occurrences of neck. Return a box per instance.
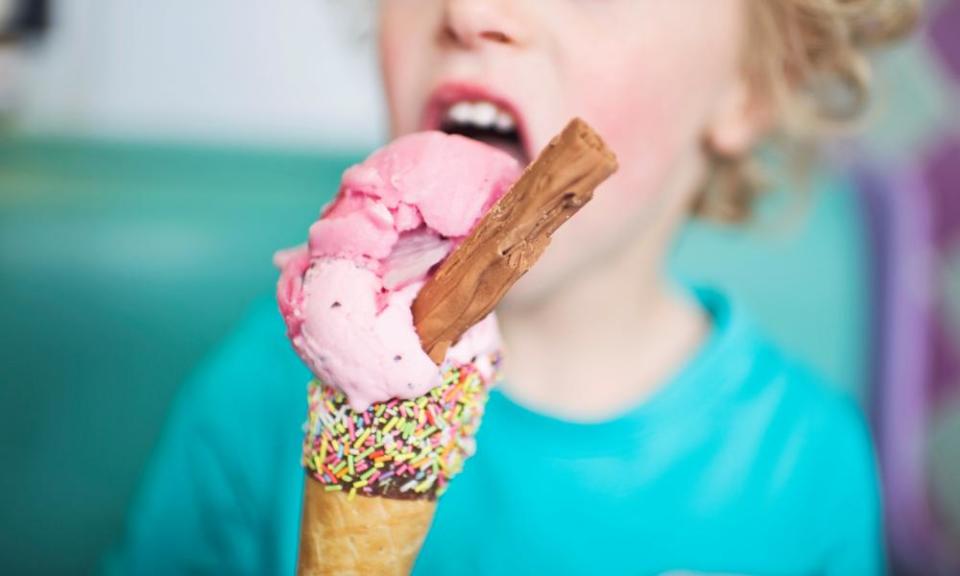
[498,224,708,421]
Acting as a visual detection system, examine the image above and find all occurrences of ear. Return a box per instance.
[704,74,775,158]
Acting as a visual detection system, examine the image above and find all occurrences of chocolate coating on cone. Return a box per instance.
[413,118,618,363]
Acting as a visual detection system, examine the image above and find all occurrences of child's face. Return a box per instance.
[379,0,756,300]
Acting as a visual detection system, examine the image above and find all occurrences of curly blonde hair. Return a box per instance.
[694,0,923,222]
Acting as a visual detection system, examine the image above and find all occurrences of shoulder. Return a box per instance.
[743,332,874,471]
[109,295,310,574]
[698,285,880,508]
[156,293,310,510]
[719,304,881,536]
[740,338,884,572]
[699,285,873,460]
[181,294,310,422]
[154,293,311,486]
[702,296,882,565]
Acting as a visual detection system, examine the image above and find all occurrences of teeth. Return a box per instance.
[444,100,518,133]
[494,112,515,131]
[473,102,498,126]
[448,102,472,124]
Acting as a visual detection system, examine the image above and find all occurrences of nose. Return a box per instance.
[440,0,527,48]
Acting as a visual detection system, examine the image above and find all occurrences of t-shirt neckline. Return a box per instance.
[486,286,756,451]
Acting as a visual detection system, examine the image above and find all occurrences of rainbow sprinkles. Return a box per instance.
[302,354,501,501]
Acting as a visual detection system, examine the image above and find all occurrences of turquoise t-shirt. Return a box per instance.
[106,287,883,575]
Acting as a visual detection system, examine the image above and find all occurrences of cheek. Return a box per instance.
[378,5,435,136]
[560,63,696,247]
[562,5,743,220]
[509,1,746,295]
[582,66,728,191]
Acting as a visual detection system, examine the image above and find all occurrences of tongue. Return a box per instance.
[442,124,528,166]
[380,228,453,291]
[480,136,527,165]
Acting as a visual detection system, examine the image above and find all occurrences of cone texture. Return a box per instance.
[298,476,436,576]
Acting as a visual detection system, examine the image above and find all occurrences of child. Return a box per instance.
[108,1,919,574]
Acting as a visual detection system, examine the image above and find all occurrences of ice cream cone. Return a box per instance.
[288,119,618,575]
[298,478,436,576]
[295,356,497,574]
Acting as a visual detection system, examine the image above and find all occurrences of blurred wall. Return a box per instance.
[14,0,384,147]
[12,1,955,152]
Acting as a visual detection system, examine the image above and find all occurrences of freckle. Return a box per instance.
[331,301,341,309]
[394,355,403,362]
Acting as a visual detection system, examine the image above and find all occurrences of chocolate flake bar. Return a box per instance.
[413,118,619,363]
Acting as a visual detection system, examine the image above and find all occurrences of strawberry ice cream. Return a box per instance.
[276,132,521,411]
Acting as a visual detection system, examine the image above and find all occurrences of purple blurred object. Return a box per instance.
[930,314,960,404]
[929,0,960,80]
[925,136,960,252]
[859,165,940,575]
[855,3,960,573]
[925,137,960,405]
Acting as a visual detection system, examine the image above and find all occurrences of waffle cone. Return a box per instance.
[297,475,437,576]
[292,120,616,575]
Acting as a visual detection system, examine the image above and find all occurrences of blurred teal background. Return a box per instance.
[1,137,356,574]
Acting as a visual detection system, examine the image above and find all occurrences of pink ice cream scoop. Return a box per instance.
[276,132,521,411]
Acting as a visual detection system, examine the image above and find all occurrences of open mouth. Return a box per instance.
[427,91,531,166]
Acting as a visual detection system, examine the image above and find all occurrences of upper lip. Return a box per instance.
[421,82,532,162]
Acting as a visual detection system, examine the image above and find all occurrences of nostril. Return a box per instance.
[441,23,459,44]
[480,30,511,44]
[441,2,522,49]
[443,25,514,47]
